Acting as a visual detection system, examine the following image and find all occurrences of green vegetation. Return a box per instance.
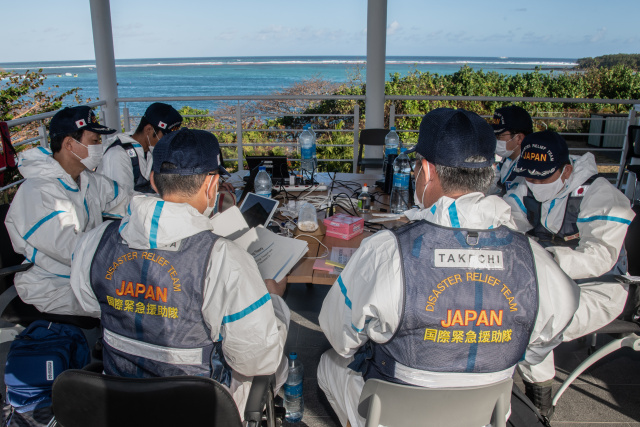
[576,54,640,71]
[4,66,639,177]
[302,65,640,149]
[178,65,640,173]
[0,69,81,195]
[1,69,80,124]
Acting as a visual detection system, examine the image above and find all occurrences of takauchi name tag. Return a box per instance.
[434,250,504,269]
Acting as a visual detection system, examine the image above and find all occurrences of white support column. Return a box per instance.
[365,0,387,166]
[89,0,120,131]
[353,104,360,172]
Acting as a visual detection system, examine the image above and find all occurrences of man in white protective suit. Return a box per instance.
[504,130,635,415]
[489,105,534,196]
[69,128,289,416]
[316,108,580,427]
[5,106,131,315]
[97,102,183,193]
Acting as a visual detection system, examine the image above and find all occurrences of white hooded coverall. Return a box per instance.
[5,146,131,315]
[504,153,635,382]
[96,133,153,190]
[70,194,289,415]
[317,193,579,427]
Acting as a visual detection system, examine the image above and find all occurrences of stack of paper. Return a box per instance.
[312,247,357,275]
[210,206,308,282]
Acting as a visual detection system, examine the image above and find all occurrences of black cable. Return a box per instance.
[363,221,389,232]
[332,194,359,217]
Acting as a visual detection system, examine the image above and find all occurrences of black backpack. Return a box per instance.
[508,384,552,427]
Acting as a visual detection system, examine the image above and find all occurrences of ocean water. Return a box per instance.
[0,56,577,116]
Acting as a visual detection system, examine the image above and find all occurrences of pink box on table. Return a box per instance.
[323,213,364,240]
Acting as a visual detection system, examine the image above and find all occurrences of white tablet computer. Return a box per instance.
[239,193,279,229]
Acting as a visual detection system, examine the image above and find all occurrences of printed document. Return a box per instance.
[210,207,308,282]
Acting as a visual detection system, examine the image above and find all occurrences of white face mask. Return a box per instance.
[495,138,514,158]
[71,139,103,170]
[203,175,218,218]
[525,167,567,203]
[147,129,161,153]
[413,161,430,210]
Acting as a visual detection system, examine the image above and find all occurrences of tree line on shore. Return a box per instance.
[575,54,640,71]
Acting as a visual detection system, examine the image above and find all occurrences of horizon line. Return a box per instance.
[0,54,582,66]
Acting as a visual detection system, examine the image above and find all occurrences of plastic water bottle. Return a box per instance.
[309,125,318,171]
[383,127,400,176]
[254,166,272,198]
[357,184,371,213]
[299,125,315,180]
[390,150,411,214]
[284,352,304,423]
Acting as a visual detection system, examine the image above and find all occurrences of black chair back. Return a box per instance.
[628,125,640,158]
[626,205,640,276]
[357,128,389,173]
[52,370,243,427]
[0,204,25,292]
[619,126,640,191]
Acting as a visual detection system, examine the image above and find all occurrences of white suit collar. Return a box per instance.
[119,195,213,250]
[405,192,516,230]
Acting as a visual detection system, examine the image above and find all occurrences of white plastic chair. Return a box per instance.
[357,377,513,427]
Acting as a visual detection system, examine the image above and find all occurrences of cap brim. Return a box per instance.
[513,164,559,180]
[492,124,507,134]
[86,123,117,135]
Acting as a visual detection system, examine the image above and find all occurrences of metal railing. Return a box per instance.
[2,95,639,194]
[118,95,367,172]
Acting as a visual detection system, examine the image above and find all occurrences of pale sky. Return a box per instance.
[1,0,637,63]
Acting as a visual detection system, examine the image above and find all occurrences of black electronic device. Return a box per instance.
[245,156,290,184]
[383,154,397,194]
[239,193,279,229]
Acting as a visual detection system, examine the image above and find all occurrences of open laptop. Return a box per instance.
[245,156,291,185]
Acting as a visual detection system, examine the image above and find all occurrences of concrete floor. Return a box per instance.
[282,283,640,427]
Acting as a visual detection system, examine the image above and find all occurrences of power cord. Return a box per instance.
[293,234,329,259]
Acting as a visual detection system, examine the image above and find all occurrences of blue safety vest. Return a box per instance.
[522,175,628,276]
[104,139,154,193]
[90,221,231,385]
[354,220,538,384]
[495,158,519,196]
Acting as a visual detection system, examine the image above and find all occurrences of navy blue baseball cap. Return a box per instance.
[407,108,496,168]
[513,131,570,179]
[144,103,183,133]
[49,106,116,140]
[152,128,229,176]
[490,106,533,135]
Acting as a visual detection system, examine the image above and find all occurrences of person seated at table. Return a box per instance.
[5,106,131,315]
[489,105,534,195]
[97,102,183,193]
[316,108,579,427]
[504,130,635,414]
[70,128,288,415]
[505,130,634,280]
